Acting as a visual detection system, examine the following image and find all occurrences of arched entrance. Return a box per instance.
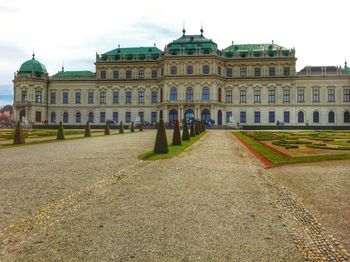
[218,110,222,125]
[19,110,26,122]
[201,109,210,121]
[185,109,194,122]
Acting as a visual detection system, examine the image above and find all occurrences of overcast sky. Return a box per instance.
[0,0,349,106]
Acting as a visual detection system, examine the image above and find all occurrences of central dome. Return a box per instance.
[18,54,47,76]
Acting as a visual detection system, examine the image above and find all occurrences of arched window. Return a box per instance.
[169,109,178,122]
[186,65,193,74]
[63,112,69,123]
[88,112,94,123]
[203,65,209,74]
[202,87,210,101]
[298,111,304,123]
[50,112,56,123]
[170,87,177,101]
[344,111,350,123]
[201,109,210,121]
[76,112,81,123]
[218,88,222,102]
[313,111,319,123]
[328,111,335,123]
[170,66,177,75]
[186,87,193,101]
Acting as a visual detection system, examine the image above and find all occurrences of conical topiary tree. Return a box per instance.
[202,121,206,132]
[139,122,143,132]
[194,120,199,135]
[13,120,25,144]
[84,121,92,137]
[172,120,182,146]
[119,121,124,134]
[182,119,190,141]
[131,122,135,132]
[56,121,65,140]
[198,120,202,133]
[104,123,110,135]
[153,119,169,153]
[190,120,195,137]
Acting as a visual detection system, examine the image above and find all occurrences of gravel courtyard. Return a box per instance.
[0,130,347,261]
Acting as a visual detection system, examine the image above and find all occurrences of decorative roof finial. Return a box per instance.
[62,61,64,72]
[182,21,186,36]
[272,40,274,45]
[118,44,120,48]
[200,23,203,36]
[32,49,35,59]
[345,59,348,68]
[154,43,156,47]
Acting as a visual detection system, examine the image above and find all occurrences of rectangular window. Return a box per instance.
[283,89,290,103]
[125,112,131,123]
[75,92,81,104]
[139,69,144,79]
[100,91,106,104]
[254,67,261,77]
[226,90,232,103]
[113,70,119,79]
[126,70,132,79]
[269,67,275,76]
[100,112,106,123]
[63,92,69,104]
[268,90,275,103]
[113,91,119,104]
[151,112,157,124]
[254,111,261,123]
[126,91,132,104]
[138,112,144,122]
[218,66,222,76]
[344,89,350,102]
[21,90,27,102]
[88,91,94,104]
[226,111,232,123]
[50,92,56,104]
[240,90,246,103]
[284,111,290,123]
[151,69,157,79]
[151,91,157,103]
[328,89,335,102]
[226,67,233,78]
[35,111,41,122]
[240,111,246,123]
[269,111,275,123]
[138,91,145,104]
[35,90,42,103]
[100,70,106,79]
[254,90,261,103]
[283,67,290,76]
[240,67,246,77]
[113,112,118,123]
[313,89,320,102]
[297,89,305,102]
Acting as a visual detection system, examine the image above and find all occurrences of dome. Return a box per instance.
[18,54,47,76]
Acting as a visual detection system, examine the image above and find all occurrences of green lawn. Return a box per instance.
[139,132,207,161]
[235,131,350,166]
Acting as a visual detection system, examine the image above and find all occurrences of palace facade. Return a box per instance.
[13,29,350,127]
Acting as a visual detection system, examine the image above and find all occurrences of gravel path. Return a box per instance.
[0,130,305,261]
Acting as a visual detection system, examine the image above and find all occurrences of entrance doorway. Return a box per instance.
[185,109,194,122]
[218,110,222,125]
[201,109,210,122]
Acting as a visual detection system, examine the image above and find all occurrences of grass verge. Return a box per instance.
[234,132,350,166]
[139,131,207,161]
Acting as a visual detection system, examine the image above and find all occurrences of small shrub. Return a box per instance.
[182,119,190,141]
[139,122,143,132]
[131,122,135,132]
[190,121,195,137]
[172,120,182,146]
[56,121,65,140]
[119,121,124,134]
[153,119,169,153]
[194,120,199,135]
[84,122,92,137]
[104,123,110,135]
[13,120,25,144]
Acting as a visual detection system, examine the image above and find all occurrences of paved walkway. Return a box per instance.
[0,131,347,261]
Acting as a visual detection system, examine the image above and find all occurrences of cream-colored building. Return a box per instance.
[13,29,350,127]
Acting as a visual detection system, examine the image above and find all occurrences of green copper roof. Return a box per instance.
[18,55,47,75]
[223,43,290,57]
[102,47,162,60]
[53,71,95,78]
[343,62,350,74]
[167,34,218,55]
